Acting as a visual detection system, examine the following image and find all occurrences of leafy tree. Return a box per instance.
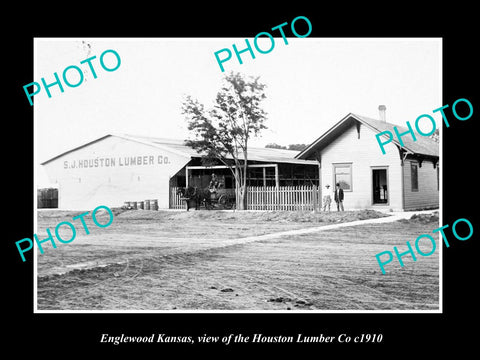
[287,144,308,151]
[181,72,267,210]
[265,143,287,149]
[429,128,439,143]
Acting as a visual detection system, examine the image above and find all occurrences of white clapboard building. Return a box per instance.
[296,107,439,211]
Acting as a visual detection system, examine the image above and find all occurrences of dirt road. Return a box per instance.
[36,209,439,311]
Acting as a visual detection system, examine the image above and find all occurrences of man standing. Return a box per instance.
[322,184,332,212]
[209,173,219,192]
[334,183,344,211]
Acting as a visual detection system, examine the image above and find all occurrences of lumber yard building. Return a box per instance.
[39,134,319,210]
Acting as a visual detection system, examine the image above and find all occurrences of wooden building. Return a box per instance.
[40,134,319,210]
[40,106,439,211]
[296,108,439,211]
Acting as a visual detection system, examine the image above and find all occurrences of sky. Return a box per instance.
[35,37,441,185]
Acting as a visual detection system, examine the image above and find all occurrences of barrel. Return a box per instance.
[149,199,158,210]
[137,201,144,209]
[144,200,150,210]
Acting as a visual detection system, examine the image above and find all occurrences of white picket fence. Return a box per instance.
[170,185,321,211]
[170,187,186,209]
[246,185,320,211]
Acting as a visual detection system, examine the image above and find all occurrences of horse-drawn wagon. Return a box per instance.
[177,186,235,210]
[210,187,235,209]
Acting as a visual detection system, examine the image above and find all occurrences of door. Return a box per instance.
[372,168,388,204]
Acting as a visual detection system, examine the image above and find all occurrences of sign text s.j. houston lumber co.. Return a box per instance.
[63,154,171,169]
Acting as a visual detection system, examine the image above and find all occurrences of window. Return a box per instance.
[333,163,352,191]
[411,162,418,191]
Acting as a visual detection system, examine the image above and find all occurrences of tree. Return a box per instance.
[265,143,308,151]
[287,144,308,151]
[429,128,439,143]
[265,143,287,149]
[181,72,268,210]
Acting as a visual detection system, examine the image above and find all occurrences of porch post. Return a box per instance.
[274,164,279,188]
[314,150,322,212]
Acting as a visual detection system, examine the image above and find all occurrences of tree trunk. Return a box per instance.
[239,149,248,210]
[235,167,246,210]
[237,186,247,210]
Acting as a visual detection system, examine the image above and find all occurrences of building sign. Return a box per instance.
[63,155,170,169]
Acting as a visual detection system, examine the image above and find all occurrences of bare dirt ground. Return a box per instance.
[36,209,439,311]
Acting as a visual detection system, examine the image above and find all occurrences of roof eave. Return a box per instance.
[296,113,437,159]
[40,134,114,165]
[295,113,355,159]
[40,134,195,166]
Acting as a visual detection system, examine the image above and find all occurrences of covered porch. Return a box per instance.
[169,160,320,210]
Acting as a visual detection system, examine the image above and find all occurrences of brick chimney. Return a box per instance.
[378,105,386,122]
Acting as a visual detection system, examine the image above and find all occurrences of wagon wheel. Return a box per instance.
[219,194,233,209]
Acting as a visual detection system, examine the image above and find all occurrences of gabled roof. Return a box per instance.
[41,133,318,166]
[296,113,439,160]
[40,134,194,165]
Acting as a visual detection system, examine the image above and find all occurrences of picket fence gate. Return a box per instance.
[170,187,186,209]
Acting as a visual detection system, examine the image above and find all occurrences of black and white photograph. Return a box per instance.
[6,6,478,355]
[33,37,441,312]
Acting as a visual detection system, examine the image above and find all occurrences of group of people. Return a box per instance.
[322,183,344,212]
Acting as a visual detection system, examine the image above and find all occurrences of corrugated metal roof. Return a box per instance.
[41,133,318,166]
[124,134,318,165]
[296,113,439,159]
